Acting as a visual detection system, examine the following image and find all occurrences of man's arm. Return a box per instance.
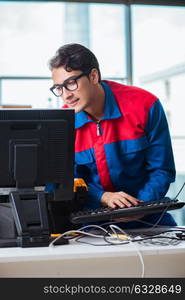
[100,99,175,209]
[137,99,175,201]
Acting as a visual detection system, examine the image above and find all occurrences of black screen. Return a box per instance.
[0,108,75,201]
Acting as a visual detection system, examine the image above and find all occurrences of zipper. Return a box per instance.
[96,121,103,136]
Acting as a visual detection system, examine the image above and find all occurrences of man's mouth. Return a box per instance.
[67,99,79,107]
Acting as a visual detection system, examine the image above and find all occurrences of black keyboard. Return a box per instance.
[70,197,185,224]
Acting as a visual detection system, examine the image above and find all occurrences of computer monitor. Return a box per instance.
[0,108,75,247]
[0,108,74,195]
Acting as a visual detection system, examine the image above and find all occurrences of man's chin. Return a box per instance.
[74,105,84,114]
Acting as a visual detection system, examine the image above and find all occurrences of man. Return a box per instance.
[49,43,176,227]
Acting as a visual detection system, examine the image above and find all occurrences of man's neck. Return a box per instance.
[85,83,105,121]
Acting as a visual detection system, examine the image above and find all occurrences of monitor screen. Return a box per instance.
[0,108,74,201]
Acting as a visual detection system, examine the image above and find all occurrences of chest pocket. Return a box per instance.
[121,136,149,154]
[118,136,149,170]
[75,150,94,165]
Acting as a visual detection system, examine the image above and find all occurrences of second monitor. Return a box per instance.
[0,108,75,247]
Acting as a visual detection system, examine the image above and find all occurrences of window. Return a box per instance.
[132,5,185,224]
[0,1,126,108]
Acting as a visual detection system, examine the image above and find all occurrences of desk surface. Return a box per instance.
[0,227,185,278]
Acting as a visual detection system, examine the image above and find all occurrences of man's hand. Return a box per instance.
[101,191,142,209]
[100,191,144,222]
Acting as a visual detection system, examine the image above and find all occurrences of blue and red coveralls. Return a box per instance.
[74,80,176,227]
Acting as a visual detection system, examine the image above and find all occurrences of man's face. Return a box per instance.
[51,67,98,113]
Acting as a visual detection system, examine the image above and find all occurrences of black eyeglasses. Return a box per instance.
[50,70,91,97]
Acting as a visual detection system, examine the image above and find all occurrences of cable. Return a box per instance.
[75,229,182,248]
[75,235,113,246]
[134,204,171,231]
[49,230,100,247]
[173,181,185,200]
[49,224,111,247]
[78,224,111,236]
[136,232,182,246]
[107,225,145,278]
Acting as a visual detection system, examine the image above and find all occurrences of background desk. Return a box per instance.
[0,234,185,278]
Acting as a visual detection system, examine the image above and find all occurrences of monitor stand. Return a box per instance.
[0,190,68,248]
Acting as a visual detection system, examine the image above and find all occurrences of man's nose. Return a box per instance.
[62,87,74,99]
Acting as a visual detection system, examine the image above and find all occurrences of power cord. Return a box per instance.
[172,182,185,200]
[105,224,145,278]
[49,224,111,247]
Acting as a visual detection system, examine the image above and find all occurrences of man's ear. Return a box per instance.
[89,68,99,84]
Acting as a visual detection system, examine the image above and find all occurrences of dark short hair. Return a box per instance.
[49,43,101,82]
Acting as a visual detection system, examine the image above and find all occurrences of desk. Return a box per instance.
[0,228,185,278]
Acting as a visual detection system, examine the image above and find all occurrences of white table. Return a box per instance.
[0,227,185,278]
